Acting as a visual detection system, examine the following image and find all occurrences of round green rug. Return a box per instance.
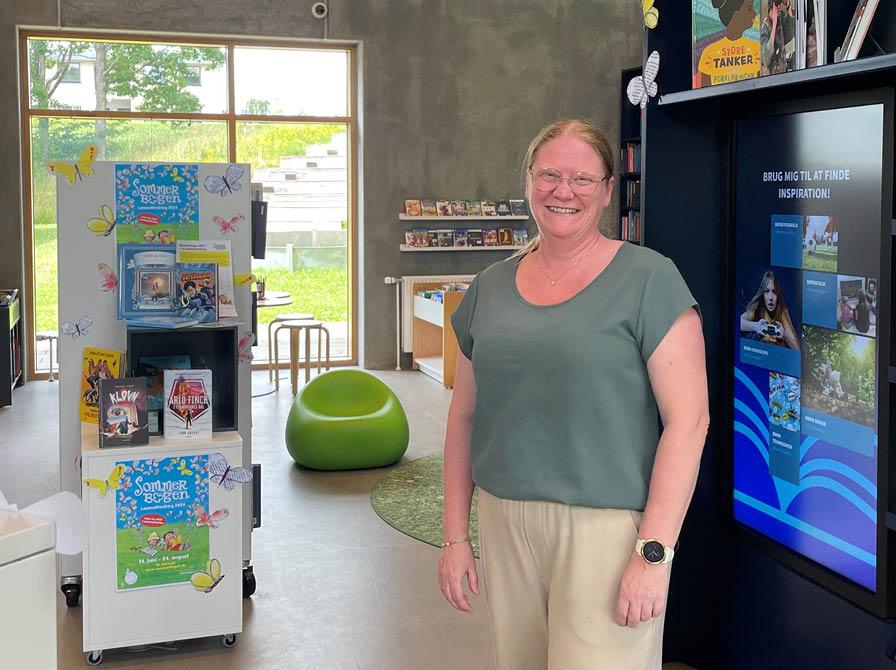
[370,454,479,557]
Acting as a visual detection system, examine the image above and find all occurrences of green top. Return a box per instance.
[451,243,698,510]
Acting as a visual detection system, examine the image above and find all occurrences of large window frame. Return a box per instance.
[18,29,359,378]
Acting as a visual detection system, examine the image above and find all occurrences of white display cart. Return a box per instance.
[54,160,256,658]
[81,427,243,665]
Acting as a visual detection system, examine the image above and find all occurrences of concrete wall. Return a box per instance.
[1,0,643,370]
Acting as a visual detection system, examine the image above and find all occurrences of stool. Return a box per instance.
[35,331,58,382]
[267,313,314,381]
[273,320,331,395]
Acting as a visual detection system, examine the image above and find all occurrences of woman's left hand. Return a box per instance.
[614,553,671,628]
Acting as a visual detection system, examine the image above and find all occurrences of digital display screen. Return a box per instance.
[733,105,883,591]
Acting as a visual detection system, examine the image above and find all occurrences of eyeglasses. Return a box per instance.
[530,167,610,194]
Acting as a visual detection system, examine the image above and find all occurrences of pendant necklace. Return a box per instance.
[535,235,601,287]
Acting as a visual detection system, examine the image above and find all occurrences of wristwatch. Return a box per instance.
[635,538,675,564]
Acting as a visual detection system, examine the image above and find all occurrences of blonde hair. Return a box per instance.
[511,118,615,259]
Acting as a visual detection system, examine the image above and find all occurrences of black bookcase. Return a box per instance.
[643,6,896,669]
[0,290,22,407]
[619,67,643,244]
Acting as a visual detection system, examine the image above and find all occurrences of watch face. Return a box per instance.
[642,540,665,563]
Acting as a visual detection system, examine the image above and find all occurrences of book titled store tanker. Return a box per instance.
[692,0,761,88]
[163,369,212,439]
[97,377,149,448]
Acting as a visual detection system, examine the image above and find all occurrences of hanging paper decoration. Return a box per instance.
[641,0,658,29]
[97,263,118,292]
[237,331,255,363]
[627,50,660,109]
[213,214,244,234]
[61,314,94,338]
[83,464,126,498]
[191,558,225,593]
[207,452,253,490]
[47,144,98,187]
[233,273,256,287]
[204,165,244,196]
[86,204,117,237]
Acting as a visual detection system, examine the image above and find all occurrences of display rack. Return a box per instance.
[398,214,529,221]
[399,245,521,252]
[619,66,643,244]
[411,282,465,388]
[0,289,22,407]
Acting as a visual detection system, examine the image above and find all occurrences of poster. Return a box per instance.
[115,454,210,591]
[115,164,200,244]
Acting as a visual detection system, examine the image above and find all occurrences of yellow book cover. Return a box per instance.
[79,347,122,423]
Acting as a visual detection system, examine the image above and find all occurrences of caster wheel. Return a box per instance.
[242,567,256,598]
[222,634,237,648]
[61,583,81,608]
[86,650,103,665]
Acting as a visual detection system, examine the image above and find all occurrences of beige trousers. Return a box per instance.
[477,489,665,670]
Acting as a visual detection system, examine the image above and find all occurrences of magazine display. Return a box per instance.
[98,377,149,448]
[163,369,213,439]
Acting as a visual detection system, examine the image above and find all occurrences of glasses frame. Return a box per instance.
[529,166,611,194]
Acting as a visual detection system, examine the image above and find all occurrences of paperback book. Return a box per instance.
[98,377,149,448]
[176,263,219,324]
[495,200,512,216]
[510,199,528,216]
[80,347,123,423]
[437,229,455,247]
[512,229,529,246]
[466,200,483,216]
[468,229,484,246]
[454,229,469,247]
[163,369,213,439]
[421,199,437,216]
[481,200,497,216]
[451,200,468,216]
[135,355,192,435]
[404,200,422,216]
[436,200,452,216]
[497,227,514,246]
[483,229,499,246]
[692,0,761,88]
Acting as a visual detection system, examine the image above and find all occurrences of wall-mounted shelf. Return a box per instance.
[399,214,529,221]
[400,245,521,252]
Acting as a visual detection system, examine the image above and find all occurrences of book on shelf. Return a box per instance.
[176,263,219,325]
[124,315,201,329]
[692,0,761,88]
[410,229,430,247]
[466,200,483,216]
[421,199,437,216]
[163,369,212,439]
[510,199,528,216]
[454,229,469,247]
[427,230,440,247]
[621,142,641,174]
[483,229,499,247]
[436,200,452,216]
[467,229,484,246]
[621,211,642,243]
[80,347,123,424]
[512,229,529,246]
[437,229,455,247]
[480,200,497,216]
[98,377,149,448]
[836,0,879,62]
[451,200,468,216]
[135,354,192,435]
[760,0,798,76]
[497,227,514,246]
[495,200,512,216]
[404,199,422,216]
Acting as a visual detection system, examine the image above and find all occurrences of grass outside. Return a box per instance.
[254,266,347,325]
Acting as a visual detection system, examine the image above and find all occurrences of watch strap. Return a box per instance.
[635,538,675,564]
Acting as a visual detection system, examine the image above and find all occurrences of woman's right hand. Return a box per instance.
[438,542,480,612]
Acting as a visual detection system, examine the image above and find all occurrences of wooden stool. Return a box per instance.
[267,313,314,381]
[273,320,331,394]
[35,331,58,382]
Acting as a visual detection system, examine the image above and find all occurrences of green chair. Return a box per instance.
[285,369,409,470]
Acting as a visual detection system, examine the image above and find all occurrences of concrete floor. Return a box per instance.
[1,369,495,669]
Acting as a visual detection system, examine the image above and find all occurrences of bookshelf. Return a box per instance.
[0,290,22,407]
[411,283,465,388]
[619,67,643,244]
[642,5,896,669]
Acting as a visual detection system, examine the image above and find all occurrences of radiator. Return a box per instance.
[399,274,475,353]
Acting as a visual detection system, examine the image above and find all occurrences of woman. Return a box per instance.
[438,119,709,669]
[740,270,799,349]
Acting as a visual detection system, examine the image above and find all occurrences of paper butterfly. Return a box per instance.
[190,558,225,593]
[178,459,193,476]
[642,0,658,29]
[213,214,244,234]
[83,464,126,498]
[234,273,256,286]
[238,331,255,363]
[194,504,230,529]
[97,263,117,292]
[204,164,244,197]
[61,315,94,338]
[627,50,660,109]
[208,452,253,490]
[86,204,117,237]
[47,144,98,186]
[170,167,185,182]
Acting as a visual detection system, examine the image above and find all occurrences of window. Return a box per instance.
[60,63,80,83]
[21,33,356,378]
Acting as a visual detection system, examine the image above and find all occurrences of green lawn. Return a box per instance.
[254,266,348,325]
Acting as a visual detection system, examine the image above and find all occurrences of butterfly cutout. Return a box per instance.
[238,332,255,363]
[193,504,229,529]
[87,204,117,237]
[213,214,244,234]
[61,315,94,338]
[208,452,253,490]
[204,165,244,197]
[190,558,225,593]
[98,263,118,292]
[47,144,98,187]
[83,465,126,497]
[642,0,658,29]
[234,273,256,287]
[627,51,660,109]
[178,460,193,476]
[170,167,185,182]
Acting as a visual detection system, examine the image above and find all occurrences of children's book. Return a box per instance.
[760,0,798,75]
[436,200,452,216]
[497,227,514,246]
[692,0,761,88]
[512,229,529,246]
[480,200,497,216]
[483,229,499,246]
[135,355,192,435]
[175,240,237,318]
[118,244,178,321]
[409,229,429,247]
[466,200,483,216]
[421,199,438,216]
[176,263,219,324]
[437,229,454,247]
[510,199,528,216]
[404,200,422,216]
[495,200,512,216]
[164,369,213,439]
[98,377,149,447]
[467,229,484,246]
[427,230,440,247]
[451,200,468,216]
[80,347,123,423]
[454,229,469,247]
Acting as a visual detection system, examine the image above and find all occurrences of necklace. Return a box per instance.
[534,235,601,287]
